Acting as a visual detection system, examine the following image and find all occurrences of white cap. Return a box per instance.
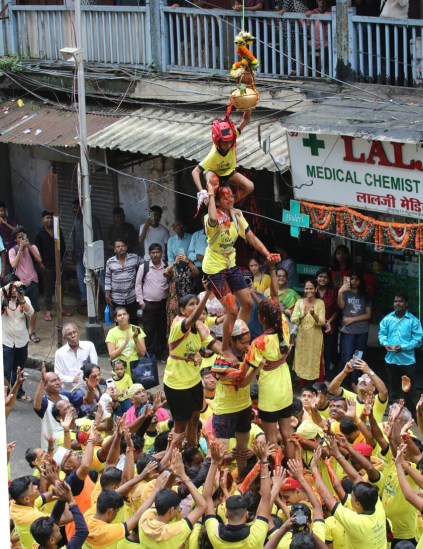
[53,446,69,469]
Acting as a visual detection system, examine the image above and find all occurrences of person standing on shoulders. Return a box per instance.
[379,292,423,407]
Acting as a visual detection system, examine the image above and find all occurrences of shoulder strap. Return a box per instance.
[141,259,150,287]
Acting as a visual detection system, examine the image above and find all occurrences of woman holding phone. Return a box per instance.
[106,306,146,364]
[338,270,371,384]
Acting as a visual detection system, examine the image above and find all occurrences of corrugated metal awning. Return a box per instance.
[0,99,113,147]
[0,99,289,172]
[280,97,423,144]
[88,106,289,173]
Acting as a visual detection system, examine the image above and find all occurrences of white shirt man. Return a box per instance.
[54,323,98,390]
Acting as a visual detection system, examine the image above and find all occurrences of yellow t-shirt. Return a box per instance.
[202,211,249,275]
[105,325,146,364]
[82,513,125,548]
[213,373,252,415]
[205,515,269,548]
[139,509,192,548]
[253,273,271,294]
[245,332,293,413]
[128,479,148,513]
[10,501,48,549]
[163,317,213,390]
[116,538,141,548]
[276,519,326,548]
[200,137,239,177]
[382,459,418,539]
[187,522,202,549]
[333,498,386,549]
[325,515,346,549]
[114,373,134,402]
[340,388,388,424]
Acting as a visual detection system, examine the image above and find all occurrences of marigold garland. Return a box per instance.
[301,201,423,252]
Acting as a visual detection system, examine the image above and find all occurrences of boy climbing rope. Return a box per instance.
[192,108,254,211]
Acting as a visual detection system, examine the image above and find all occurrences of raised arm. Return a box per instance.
[328,360,354,396]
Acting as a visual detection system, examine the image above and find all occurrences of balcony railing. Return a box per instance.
[7,4,151,65]
[1,0,422,86]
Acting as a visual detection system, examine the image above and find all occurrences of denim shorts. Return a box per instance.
[205,266,248,299]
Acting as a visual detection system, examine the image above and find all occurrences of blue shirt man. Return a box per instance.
[167,220,192,264]
[378,292,423,404]
[187,228,207,268]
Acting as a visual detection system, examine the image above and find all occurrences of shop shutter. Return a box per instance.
[55,161,117,269]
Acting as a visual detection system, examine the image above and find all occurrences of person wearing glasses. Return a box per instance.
[54,323,98,390]
[167,219,192,265]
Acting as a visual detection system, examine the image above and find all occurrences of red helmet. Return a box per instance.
[211,118,237,148]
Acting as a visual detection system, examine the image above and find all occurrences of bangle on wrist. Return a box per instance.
[260,475,270,479]
[260,460,269,464]
[68,501,76,508]
[126,447,135,453]
[86,438,95,443]
[335,454,343,460]
[63,430,70,433]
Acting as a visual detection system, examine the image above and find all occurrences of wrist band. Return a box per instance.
[126,447,135,452]
[86,438,95,443]
[260,461,269,464]
[335,454,343,460]
[68,501,76,508]
[260,475,270,479]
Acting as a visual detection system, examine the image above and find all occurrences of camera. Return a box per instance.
[16,285,26,295]
[291,504,310,532]
[243,275,252,286]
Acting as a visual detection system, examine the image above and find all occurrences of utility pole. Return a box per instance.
[60,0,105,350]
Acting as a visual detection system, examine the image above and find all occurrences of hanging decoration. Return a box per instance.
[229,31,260,112]
[301,200,423,253]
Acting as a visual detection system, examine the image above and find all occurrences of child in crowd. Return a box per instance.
[111,359,133,413]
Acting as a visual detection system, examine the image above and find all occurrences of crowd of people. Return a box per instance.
[2,121,423,549]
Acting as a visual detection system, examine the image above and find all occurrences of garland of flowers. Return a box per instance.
[301,201,423,252]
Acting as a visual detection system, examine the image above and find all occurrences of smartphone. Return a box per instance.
[343,276,350,286]
[132,326,139,336]
[351,350,363,367]
[106,378,116,389]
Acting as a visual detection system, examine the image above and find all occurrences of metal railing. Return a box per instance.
[8,4,151,65]
[2,0,422,86]
[162,6,336,79]
[351,15,423,85]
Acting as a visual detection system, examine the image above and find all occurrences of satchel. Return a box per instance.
[130,354,159,389]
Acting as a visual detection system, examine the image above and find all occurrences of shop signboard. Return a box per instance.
[287,132,423,219]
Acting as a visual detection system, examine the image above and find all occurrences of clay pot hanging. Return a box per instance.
[230,85,260,111]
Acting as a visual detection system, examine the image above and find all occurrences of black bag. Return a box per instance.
[130,354,159,389]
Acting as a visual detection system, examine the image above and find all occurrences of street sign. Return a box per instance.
[282,199,310,238]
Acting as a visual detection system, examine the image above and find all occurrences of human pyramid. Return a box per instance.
[6,26,423,549]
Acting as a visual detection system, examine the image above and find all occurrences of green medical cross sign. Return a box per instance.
[303,133,325,156]
[282,200,310,238]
